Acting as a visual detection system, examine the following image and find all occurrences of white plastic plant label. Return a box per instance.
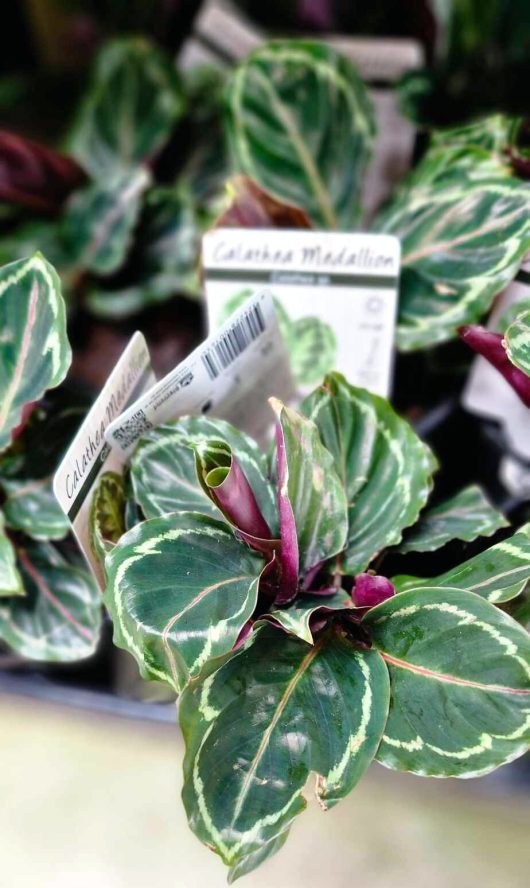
[53,332,155,586]
[463,252,530,461]
[203,228,400,397]
[105,290,295,455]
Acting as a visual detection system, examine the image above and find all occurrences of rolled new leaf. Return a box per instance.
[459,325,530,406]
[352,573,395,609]
[180,625,389,878]
[364,587,530,777]
[226,40,375,228]
[104,512,265,691]
[301,373,437,575]
[0,129,86,213]
[0,254,71,452]
[194,439,273,549]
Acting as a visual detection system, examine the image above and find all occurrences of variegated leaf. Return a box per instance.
[398,484,507,554]
[271,398,348,575]
[301,373,437,576]
[266,589,352,644]
[180,625,389,877]
[0,514,22,597]
[393,523,530,604]
[1,476,69,540]
[377,162,530,350]
[504,308,530,376]
[67,37,184,178]
[0,254,71,452]
[61,167,150,275]
[104,512,265,692]
[89,471,126,567]
[225,40,374,228]
[364,587,530,777]
[0,542,101,660]
[130,416,278,534]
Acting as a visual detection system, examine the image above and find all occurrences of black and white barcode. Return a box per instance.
[202,302,266,380]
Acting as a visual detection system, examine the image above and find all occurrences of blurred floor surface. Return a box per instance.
[1,693,529,888]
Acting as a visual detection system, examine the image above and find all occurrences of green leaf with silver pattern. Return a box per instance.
[225,40,375,228]
[0,254,71,452]
[398,484,507,554]
[504,309,530,376]
[104,511,265,692]
[393,523,530,604]
[1,476,69,540]
[301,373,437,575]
[266,588,352,644]
[66,37,184,178]
[0,542,101,661]
[180,625,389,878]
[61,167,150,275]
[364,587,530,777]
[130,416,278,534]
[0,514,22,597]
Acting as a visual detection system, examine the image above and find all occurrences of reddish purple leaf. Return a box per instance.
[209,454,272,543]
[213,175,313,230]
[274,419,299,605]
[0,130,86,214]
[352,573,395,609]
[459,324,530,407]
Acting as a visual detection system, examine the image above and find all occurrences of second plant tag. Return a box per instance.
[203,228,401,397]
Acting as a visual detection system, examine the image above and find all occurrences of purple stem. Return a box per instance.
[459,325,530,407]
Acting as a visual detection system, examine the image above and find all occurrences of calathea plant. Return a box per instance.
[99,373,530,880]
[460,303,530,405]
[0,254,101,660]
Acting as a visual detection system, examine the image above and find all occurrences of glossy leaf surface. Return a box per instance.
[365,587,530,777]
[104,512,265,691]
[1,476,69,540]
[505,309,530,376]
[181,626,389,875]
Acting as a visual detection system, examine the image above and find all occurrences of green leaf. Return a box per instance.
[130,416,278,534]
[1,476,69,540]
[61,167,150,275]
[266,589,352,644]
[104,512,265,692]
[85,186,201,318]
[67,37,184,178]
[180,625,389,873]
[301,373,437,575]
[398,484,507,554]
[271,398,348,574]
[378,160,530,349]
[504,309,530,376]
[0,514,22,596]
[364,587,530,777]
[393,523,530,604]
[225,40,374,228]
[0,542,101,661]
[498,297,530,333]
[0,254,71,452]
[429,115,512,153]
[89,471,126,567]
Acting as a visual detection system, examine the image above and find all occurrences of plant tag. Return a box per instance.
[53,332,155,586]
[463,253,530,461]
[105,291,295,455]
[203,228,400,397]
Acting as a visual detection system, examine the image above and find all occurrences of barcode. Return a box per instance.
[111,408,153,450]
[202,302,266,380]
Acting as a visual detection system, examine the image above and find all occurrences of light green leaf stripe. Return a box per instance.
[131,416,278,534]
[266,589,352,644]
[365,587,530,777]
[226,40,374,228]
[504,309,530,376]
[399,484,507,554]
[0,515,22,597]
[0,254,71,452]
[393,523,530,603]
[301,373,437,575]
[1,476,69,541]
[104,512,265,691]
[0,542,101,661]
[180,626,389,873]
